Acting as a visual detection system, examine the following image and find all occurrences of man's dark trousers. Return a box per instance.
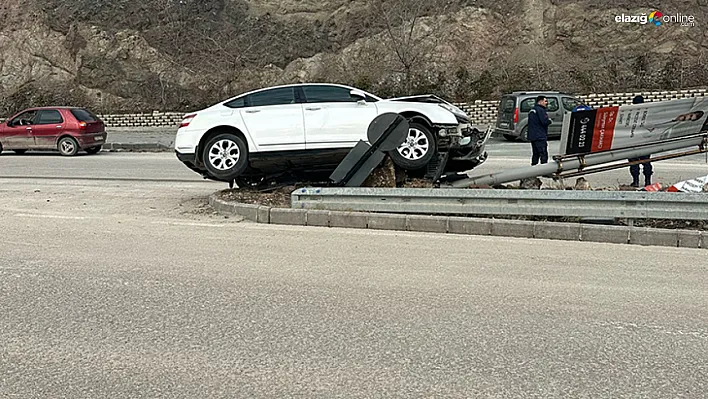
[531,140,549,165]
[629,155,652,186]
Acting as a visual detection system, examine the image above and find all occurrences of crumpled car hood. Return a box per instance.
[383,94,447,104]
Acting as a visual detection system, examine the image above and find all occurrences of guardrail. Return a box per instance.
[291,187,708,221]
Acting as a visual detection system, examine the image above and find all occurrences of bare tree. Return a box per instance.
[154,0,190,59]
[372,0,454,95]
[190,20,265,75]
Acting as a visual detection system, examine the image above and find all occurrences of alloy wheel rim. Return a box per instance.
[396,128,429,161]
[208,139,240,171]
[61,140,75,154]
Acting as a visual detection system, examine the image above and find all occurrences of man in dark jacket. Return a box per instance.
[628,95,653,187]
[527,95,552,165]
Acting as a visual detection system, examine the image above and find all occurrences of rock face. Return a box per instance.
[0,0,706,115]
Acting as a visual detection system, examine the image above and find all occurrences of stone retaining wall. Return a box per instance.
[97,111,185,128]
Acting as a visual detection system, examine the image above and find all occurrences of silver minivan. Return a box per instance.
[494,91,585,141]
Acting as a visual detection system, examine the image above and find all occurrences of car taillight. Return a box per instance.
[180,113,197,128]
[78,121,87,130]
[514,108,519,123]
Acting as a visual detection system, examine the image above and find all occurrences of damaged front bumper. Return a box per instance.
[435,123,493,170]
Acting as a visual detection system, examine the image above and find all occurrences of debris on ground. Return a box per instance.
[216,159,438,207]
[617,218,707,230]
[362,157,397,188]
[640,182,662,192]
[218,185,301,208]
[466,214,708,231]
[519,177,542,189]
[403,178,434,188]
[667,174,708,193]
[573,177,591,190]
[617,184,639,191]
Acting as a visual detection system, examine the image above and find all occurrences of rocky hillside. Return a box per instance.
[0,0,706,115]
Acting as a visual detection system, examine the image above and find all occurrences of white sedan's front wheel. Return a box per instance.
[389,122,436,170]
[203,133,249,181]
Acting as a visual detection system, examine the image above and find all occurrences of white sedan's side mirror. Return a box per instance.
[350,89,367,103]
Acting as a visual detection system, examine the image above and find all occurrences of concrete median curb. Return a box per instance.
[102,143,173,152]
[208,193,706,250]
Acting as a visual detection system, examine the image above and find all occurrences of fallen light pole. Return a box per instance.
[445,134,708,188]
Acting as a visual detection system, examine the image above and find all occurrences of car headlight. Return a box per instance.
[438,103,469,122]
[438,103,460,114]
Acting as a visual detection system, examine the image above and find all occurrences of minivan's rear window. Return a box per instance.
[500,97,515,113]
[70,108,99,122]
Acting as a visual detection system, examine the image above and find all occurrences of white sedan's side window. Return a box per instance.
[303,86,354,103]
[224,97,246,108]
[248,88,296,107]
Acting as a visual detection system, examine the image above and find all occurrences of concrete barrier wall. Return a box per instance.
[2,89,706,127]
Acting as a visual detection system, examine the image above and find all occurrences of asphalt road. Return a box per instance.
[1,149,708,398]
[0,152,204,182]
[2,138,707,188]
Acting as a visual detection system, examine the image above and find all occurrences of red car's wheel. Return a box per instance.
[58,137,79,156]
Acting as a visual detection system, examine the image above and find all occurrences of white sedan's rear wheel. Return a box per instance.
[203,133,249,181]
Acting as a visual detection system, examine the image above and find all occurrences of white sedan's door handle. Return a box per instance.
[305,107,321,111]
[245,109,261,114]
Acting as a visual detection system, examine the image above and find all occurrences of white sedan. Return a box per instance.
[174,83,489,185]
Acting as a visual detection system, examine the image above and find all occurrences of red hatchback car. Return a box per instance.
[0,107,107,156]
